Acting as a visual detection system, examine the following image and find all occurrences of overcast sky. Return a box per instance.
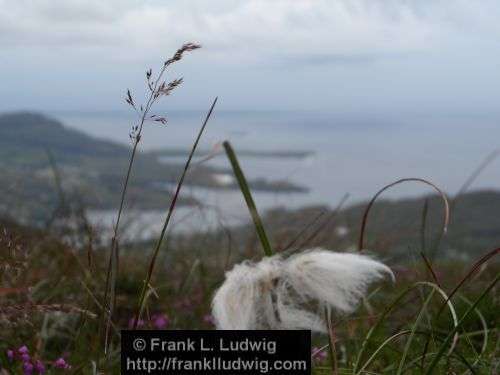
[1,0,500,114]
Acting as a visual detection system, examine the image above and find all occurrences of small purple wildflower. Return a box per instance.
[7,349,15,361]
[54,357,71,369]
[152,314,169,329]
[23,361,34,375]
[21,353,31,362]
[34,360,46,374]
[18,345,29,355]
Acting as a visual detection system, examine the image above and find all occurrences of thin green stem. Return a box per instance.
[223,141,273,257]
[133,97,217,328]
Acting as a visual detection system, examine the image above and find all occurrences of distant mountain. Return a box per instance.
[0,112,129,165]
[0,112,187,222]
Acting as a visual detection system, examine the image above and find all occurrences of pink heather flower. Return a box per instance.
[128,318,145,329]
[152,314,169,329]
[312,347,328,362]
[21,353,31,362]
[54,357,70,369]
[7,349,15,361]
[23,361,34,375]
[203,314,215,326]
[35,360,46,374]
[18,346,29,355]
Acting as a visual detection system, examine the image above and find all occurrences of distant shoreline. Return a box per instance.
[150,148,314,159]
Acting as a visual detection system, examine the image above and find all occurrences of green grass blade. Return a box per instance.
[424,273,499,375]
[354,281,457,374]
[356,330,412,374]
[396,290,435,375]
[223,140,273,257]
[353,285,416,373]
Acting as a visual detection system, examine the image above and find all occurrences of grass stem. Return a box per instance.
[223,141,273,257]
[133,97,217,328]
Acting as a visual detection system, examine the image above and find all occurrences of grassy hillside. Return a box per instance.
[255,190,500,261]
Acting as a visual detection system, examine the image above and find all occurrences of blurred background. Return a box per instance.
[1,0,500,255]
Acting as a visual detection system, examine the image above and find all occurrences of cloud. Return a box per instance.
[2,0,499,65]
[1,0,500,113]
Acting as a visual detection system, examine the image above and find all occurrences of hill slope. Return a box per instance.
[258,189,500,260]
[0,112,129,165]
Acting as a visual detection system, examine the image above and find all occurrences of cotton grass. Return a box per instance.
[212,249,394,331]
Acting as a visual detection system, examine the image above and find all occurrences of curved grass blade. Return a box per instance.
[358,178,450,255]
[356,330,412,374]
[353,281,457,373]
[424,273,499,375]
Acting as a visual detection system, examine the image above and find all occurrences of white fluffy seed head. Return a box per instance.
[283,249,394,314]
[211,249,394,332]
[211,257,282,330]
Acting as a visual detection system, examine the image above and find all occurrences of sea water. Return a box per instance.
[52,110,500,236]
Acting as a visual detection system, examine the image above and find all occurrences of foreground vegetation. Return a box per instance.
[0,207,498,374]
